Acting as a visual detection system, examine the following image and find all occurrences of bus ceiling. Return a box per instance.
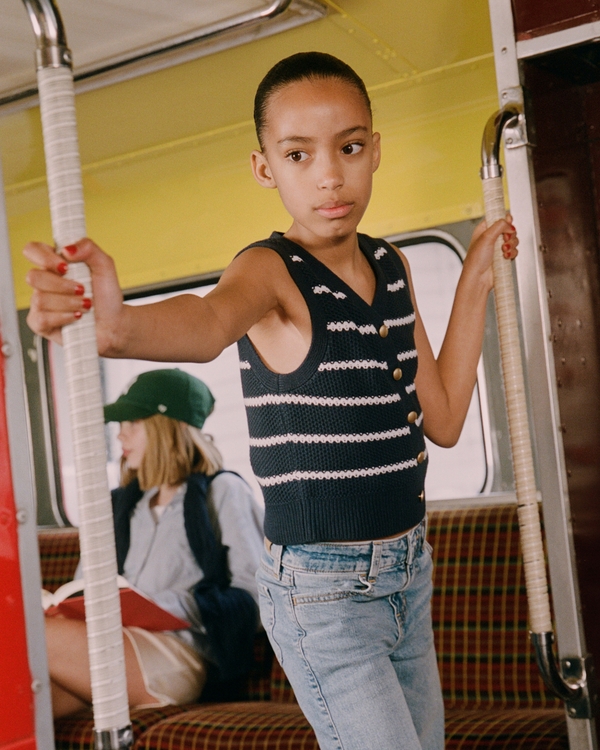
[0,0,327,109]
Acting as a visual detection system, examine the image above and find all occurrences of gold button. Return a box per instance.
[417,451,426,464]
[418,491,425,502]
[379,324,388,338]
[407,411,418,424]
[393,368,402,381]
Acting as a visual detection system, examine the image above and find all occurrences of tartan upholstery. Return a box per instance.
[135,703,318,750]
[429,505,560,710]
[270,658,297,704]
[38,527,80,592]
[444,708,568,749]
[53,705,188,750]
[40,504,568,750]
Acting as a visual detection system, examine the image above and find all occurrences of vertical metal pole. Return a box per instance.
[21,1,132,746]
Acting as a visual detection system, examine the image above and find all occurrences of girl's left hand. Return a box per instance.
[464,213,519,291]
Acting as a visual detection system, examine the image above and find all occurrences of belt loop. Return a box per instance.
[269,542,284,580]
[368,541,383,581]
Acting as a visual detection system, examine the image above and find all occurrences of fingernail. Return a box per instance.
[503,243,510,251]
[57,262,68,275]
[82,297,92,310]
[510,224,516,231]
[74,311,82,319]
[74,284,85,295]
[64,244,77,256]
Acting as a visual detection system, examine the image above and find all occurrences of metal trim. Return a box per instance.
[516,20,600,60]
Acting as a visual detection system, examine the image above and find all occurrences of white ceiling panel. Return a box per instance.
[0,0,326,105]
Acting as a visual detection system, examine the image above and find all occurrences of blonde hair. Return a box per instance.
[120,414,223,490]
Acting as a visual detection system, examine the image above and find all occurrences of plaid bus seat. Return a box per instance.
[39,504,568,750]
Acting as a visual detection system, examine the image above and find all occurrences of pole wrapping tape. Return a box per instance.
[37,66,130,730]
[482,176,552,634]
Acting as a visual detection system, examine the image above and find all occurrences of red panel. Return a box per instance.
[512,0,600,40]
[0,330,36,749]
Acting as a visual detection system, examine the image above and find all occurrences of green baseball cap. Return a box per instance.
[103,369,215,428]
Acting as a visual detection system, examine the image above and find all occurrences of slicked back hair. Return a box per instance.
[254,51,372,149]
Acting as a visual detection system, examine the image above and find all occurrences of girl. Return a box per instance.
[27,53,517,747]
[46,368,263,717]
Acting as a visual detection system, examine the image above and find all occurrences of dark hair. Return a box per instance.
[254,51,372,149]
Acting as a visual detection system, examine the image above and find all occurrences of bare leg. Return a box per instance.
[50,679,89,719]
[45,616,157,717]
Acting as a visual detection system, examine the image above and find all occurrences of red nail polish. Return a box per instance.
[74,284,85,295]
[57,262,68,275]
[64,244,77,256]
[510,225,516,231]
[74,311,82,319]
[82,297,92,310]
[502,242,510,251]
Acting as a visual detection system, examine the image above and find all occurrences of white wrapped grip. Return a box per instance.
[37,66,129,730]
[482,176,552,634]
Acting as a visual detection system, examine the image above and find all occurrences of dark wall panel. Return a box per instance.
[525,60,600,730]
[512,0,600,39]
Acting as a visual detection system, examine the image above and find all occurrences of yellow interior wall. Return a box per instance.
[1,0,497,309]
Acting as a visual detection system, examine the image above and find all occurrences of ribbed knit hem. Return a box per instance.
[264,490,426,546]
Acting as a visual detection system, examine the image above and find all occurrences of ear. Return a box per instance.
[371,131,381,173]
[251,150,277,189]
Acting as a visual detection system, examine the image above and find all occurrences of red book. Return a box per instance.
[42,577,190,631]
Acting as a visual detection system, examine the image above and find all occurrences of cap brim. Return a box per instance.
[103,401,154,423]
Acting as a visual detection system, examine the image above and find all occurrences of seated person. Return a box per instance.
[46,368,264,717]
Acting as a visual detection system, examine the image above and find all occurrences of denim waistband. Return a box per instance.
[262,518,427,579]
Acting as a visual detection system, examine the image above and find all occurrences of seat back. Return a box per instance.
[429,504,560,709]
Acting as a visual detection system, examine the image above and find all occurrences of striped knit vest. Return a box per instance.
[237,232,427,545]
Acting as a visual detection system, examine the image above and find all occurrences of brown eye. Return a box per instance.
[287,150,308,162]
[342,142,362,155]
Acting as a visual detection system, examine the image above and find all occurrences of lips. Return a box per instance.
[316,201,353,219]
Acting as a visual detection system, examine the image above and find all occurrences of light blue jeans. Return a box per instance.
[256,520,444,750]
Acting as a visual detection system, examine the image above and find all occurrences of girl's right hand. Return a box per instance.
[24,238,124,355]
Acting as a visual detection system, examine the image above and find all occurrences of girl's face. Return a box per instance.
[251,77,380,248]
[118,420,147,470]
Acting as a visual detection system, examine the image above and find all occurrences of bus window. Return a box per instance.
[388,230,492,501]
[47,279,260,526]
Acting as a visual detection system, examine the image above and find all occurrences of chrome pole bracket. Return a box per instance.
[531,632,597,719]
[94,725,133,750]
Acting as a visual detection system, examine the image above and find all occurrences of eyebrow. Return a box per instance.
[277,125,369,146]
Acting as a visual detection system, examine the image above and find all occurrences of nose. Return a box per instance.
[317,152,343,191]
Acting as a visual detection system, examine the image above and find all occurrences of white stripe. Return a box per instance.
[416,412,423,427]
[239,360,251,370]
[374,247,387,259]
[244,393,401,408]
[318,359,388,372]
[397,349,418,362]
[249,426,410,448]
[385,313,416,328]
[313,285,347,299]
[291,255,303,262]
[387,279,405,292]
[405,383,416,394]
[327,321,378,335]
[257,459,418,487]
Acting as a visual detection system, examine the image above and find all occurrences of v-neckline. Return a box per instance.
[279,233,386,314]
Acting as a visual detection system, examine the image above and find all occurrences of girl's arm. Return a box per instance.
[24,239,284,363]
[400,217,518,447]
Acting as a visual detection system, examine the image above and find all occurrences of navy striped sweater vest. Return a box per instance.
[237,232,427,545]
